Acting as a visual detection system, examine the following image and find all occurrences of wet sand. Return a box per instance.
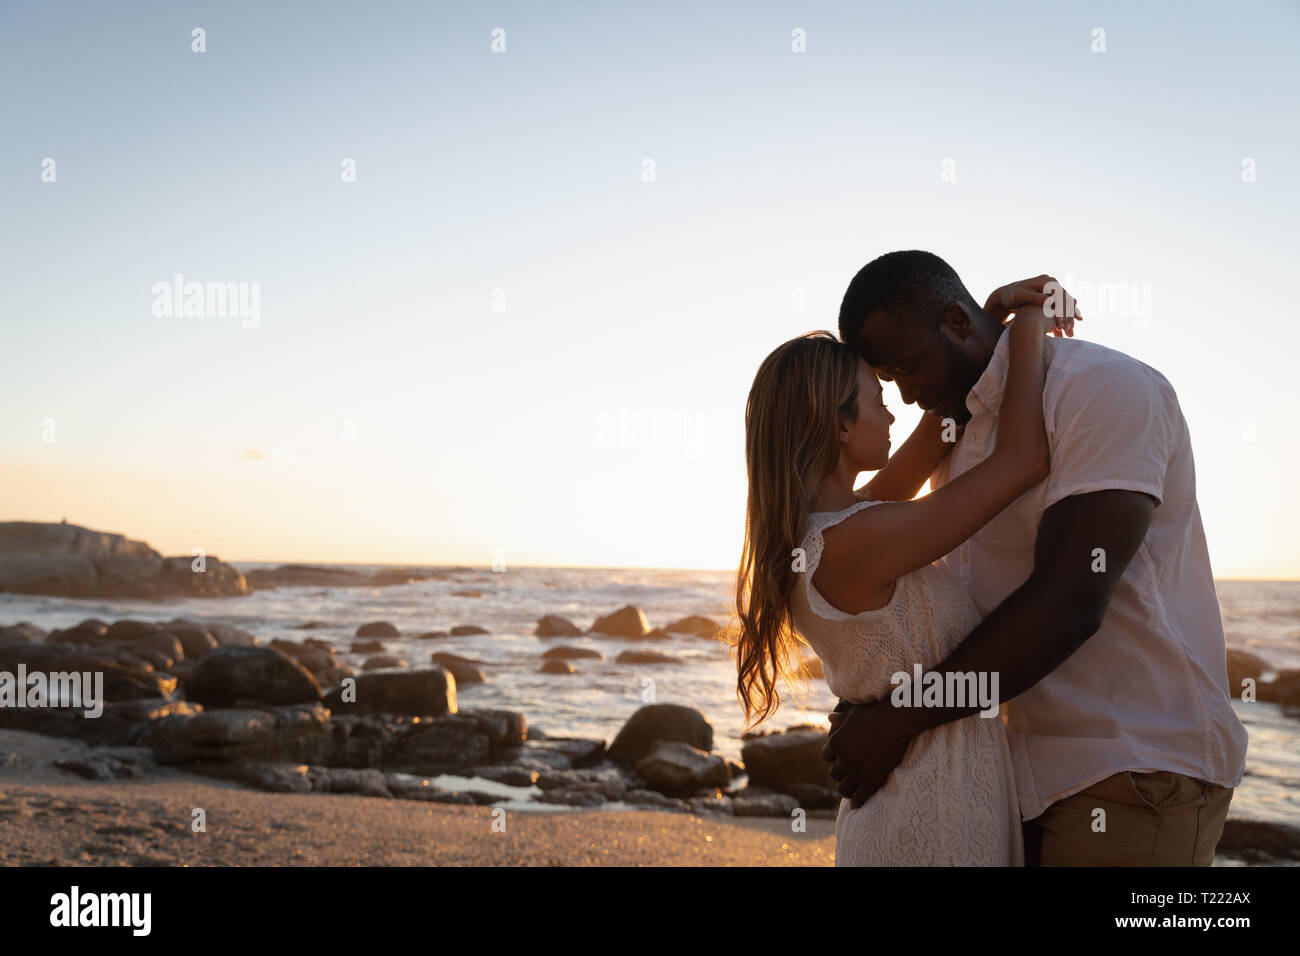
[0,730,836,866]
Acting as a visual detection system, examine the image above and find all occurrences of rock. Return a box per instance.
[536,789,608,808]
[294,621,327,629]
[0,524,248,597]
[247,564,373,589]
[535,615,582,638]
[450,624,490,636]
[0,643,175,704]
[197,761,316,794]
[141,703,333,765]
[623,789,690,812]
[1259,669,1300,706]
[270,640,335,674]
[206,624,259,647]
[430,653,486,684]
[615,650,679,665]
[164,622,219,659]
[1226,648,1268,690]
[1215,819,1300,862]
[540,646,603,661]
[741,728,836,790]
[362,655,408,671]
[536,766,629,800]
[384,711,524,774]
[315,664,356,687]
[635,741,730,794]
[608,704,713,767]
[356,621,400,638]
[689,794,735,815]
[45,620,108,644]
[471,765,540,787]
[0,521,157,558]
[246,565,447,590]
[664,615,721,639]
[351,639,387,653]
[785,782,840,809]
[539,660,576,675]
[314,767,393,799]
[322,666,456,716]
[416,631,449,640]
[0,622,48,645]
[105,620,161,640]
[184,646,322,708]
[589,605,651,638]
[732,790,800,817]
[55,750,151,780]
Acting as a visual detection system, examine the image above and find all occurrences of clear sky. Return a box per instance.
[2,0,1297,576]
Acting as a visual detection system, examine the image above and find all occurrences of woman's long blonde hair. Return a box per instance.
[732,331,860,730]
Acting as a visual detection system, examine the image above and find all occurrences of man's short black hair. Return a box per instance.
[838,250,980,346]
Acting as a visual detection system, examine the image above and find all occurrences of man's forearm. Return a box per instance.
[898,572,1100,735]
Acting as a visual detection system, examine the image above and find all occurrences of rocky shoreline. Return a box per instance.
[0,521,462,599]
[1,611,1298,864]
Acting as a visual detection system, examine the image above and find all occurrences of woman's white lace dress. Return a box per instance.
[789,499,1024,866]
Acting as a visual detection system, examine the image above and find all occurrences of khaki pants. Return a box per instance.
[1021,771,1234,866]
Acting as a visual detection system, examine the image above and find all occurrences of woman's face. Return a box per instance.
[841,358,895,471]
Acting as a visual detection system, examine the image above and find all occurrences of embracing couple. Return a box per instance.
[733,251,1248,866]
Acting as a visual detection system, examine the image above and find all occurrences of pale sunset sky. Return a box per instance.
[2,1,1297,577]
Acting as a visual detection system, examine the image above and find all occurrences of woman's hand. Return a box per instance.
[985,274,1083,338]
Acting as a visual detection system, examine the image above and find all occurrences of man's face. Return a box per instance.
[851,308,985,425]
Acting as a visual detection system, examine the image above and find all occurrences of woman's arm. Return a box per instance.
[815,307,1052,612]
[855,413,957,502]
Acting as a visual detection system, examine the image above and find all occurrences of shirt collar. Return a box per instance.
[965,326,1011,418]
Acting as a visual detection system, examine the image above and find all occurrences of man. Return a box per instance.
[823,250,1248,866]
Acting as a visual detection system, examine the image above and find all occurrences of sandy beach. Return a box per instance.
[0,729,836,866]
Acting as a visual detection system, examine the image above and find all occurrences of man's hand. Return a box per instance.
[821,697,920,808]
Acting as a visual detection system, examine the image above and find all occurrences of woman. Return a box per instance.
[732,287,1072,866]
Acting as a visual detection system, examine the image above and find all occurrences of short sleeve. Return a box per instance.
[1042,356,1172,510]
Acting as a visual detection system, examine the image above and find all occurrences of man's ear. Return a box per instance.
[939,301,975,340]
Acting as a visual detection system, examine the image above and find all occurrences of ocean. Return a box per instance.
[2,569,1297,833]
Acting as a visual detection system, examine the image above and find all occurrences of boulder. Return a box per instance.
[589,606,651,638]
[385,710,524,774]
[732,790,800,817]
[355,622,400,639]
[635,740,730,794]
[416,631,449,640]
[535,615,582,638]
[450,624,490,636]
[0,643,175,703]
[363,654,408,671]
[615,650,678,665]
[741,727,836,790]
[540,660,576,675]
[322,666,456,716]
[0,622,47,645]
[430,653,486,685]
[607,703,713,766]
[352,639,387,653]
[165,622,219,659]
[184,646,322,708]
[206,623,259,647]
[141,703,331,765]
[540,646,603,661]
[1259,669,1300,706]
[664,615,721,639]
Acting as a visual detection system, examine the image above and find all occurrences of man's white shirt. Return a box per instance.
[930,331,1248,821]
